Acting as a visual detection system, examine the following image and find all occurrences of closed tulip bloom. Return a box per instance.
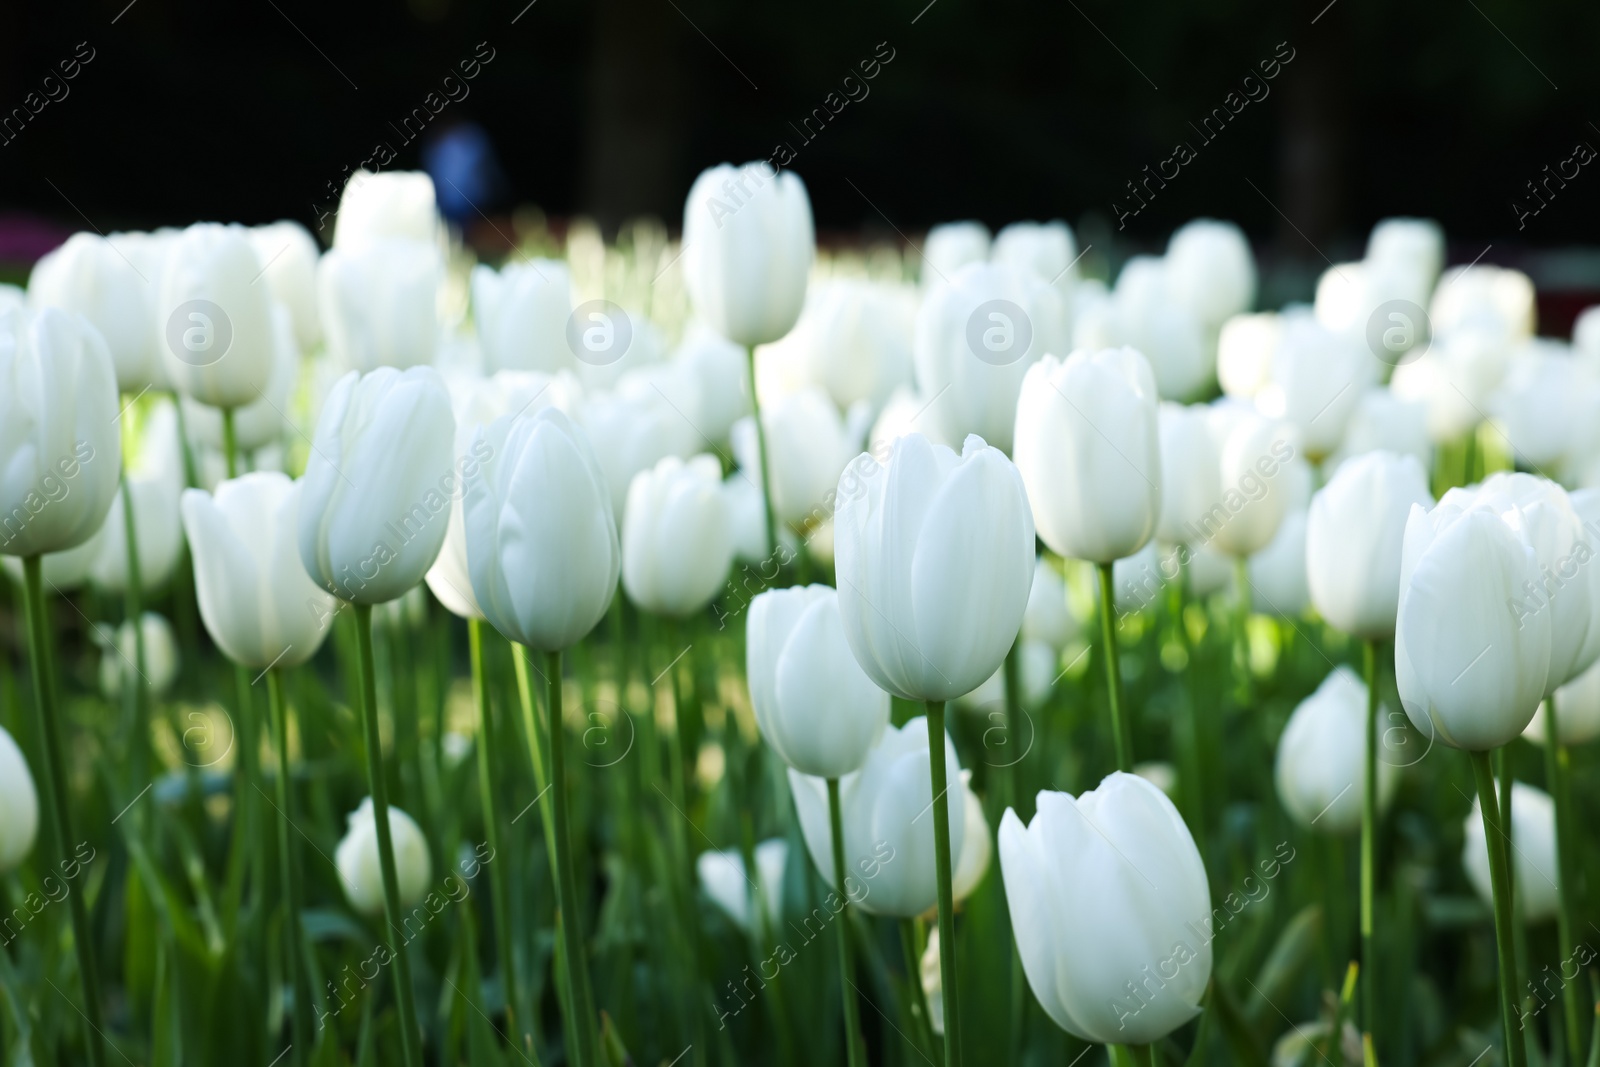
[1367,217,1445,292]
[1276,667,1400,833]
[471,260,573,373]
[336,797,432,915]
[464,407,620,651]
[622,454,734,616]
[248,221,322,351]
[792,280,916,410]
[922,221,990,283]
[869,387,952,454]
[1390,329,1511,443]
[580,387,698,518]
[1492,344,1592,470]
[1156,402,1223,545]
[181,304,299,455]
[28,232,163,392]
[91,401,186,594]
[1111,257,1210,401]
[1165,219,1257,332]
[1248,509,1309,616]
[834,433,1035,702]
[992,220,1079,299]
[332,170,441,251]
[1576,306,1600,367]
[788,717,967,917]
[999,772,1211,1045]
[1396,500,1551,750]
[1526,655,1600,746]
[0,308,121,558]
[732,387,863,530]
[0,724,39,874]
[1023,556,1076,650]
[299,367,456,604]
[1015,349,1161,563]
[674,331,753,446]
[1255,314,1367,460]
[682,162,814,347]
[914,262,1068,453]
[1431,265,1535,345]
[1306,451,1434,639]
[748,585,890,778]
[1328,388,1431,473]
[183,473,337,668]
[697,839,787,935]
[319,238,440,372]
[1217,312,1280,400]
[1207,413,1297,558]
[1462,782,1558,922]
[156,223,276,409]
[99,612,179,698]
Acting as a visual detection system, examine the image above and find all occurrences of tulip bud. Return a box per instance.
[834,433,1035,702]
[579,387,697,519]
[914,262,1068,453]
[788,717,967,917]
[181,304,300,455]
[1217,312,1279,400]
[732,388,864,531]
[298,367,456,604]
[788,279,916,411]
[464,407,619,650]
[1366,217,1444,293]
[674,331,753,446]
[1254,313,1367,460]
[0,724,39,875]
[1154,403,1223,546]
[335,797,432,916]
[1328,387,1431,474]
[1014,348,1162,563]
[332,170,441,252]
[748,585,890,778]
[1390,329,1510,443]
[1111,256,1210,401]
[248,221,322,351]
[1165,219,1257,333]
[1247,509,1309,616]
[1526,655,1600,746]
[622,455,734,617]
[98,612,179,699]
[0,308,122,558]
[91,402,186,595]
[869,387,953,455]
[29,232,164,392]
[697,839,787,935]
[1396,501,1551,750]
[1275,667,1399,833]
[1306,451,1434,639]
[1431,264,1535,345]
[1462,782,1558,922]
[954,638,1058,713]
[319,238,441,373]
[470,260,574,374]
[183,472,337,668]
[1022,556,1076,650]
[1492,342,1594,470]
[1206,412,1297,558]
[999,772,1211,1045]
[922,221,990,284]
[682,162,814,347]
[992,220,1079,301]
[156,223,276,409]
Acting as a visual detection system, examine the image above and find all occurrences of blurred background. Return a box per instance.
[3,0,1598,327]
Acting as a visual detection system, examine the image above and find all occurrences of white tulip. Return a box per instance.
[1526,654,1600,746]
[674,330,753,445]
[0,724,40,874]
[1248,509,1309,616]
[98,612,179,698]
[579,387,697,520]
[1328,387,1431,473]
[181,304,300,455]
[1389,329,1511,442]
[922,222,991,284]
[1492,343,1594,470]
[1275,666,1399,833]
[1217,312,1280,400]
[1255,313,1368,460]
[1202,413,1297,558]
[156,223,276,409]
[1156,402,1223,545]
[1111,256,1210,401]
[336,798,432,915]
[993,220,1079,301]
[319,237,440,372]
[622,454,733,617]
[1022,556,1076,650]
[1165,219,1256,331]
[1462,782,1558,922]
[332,170,440,252]
[28,232,163,392]
[91,401,186,594]
[1431,265,1535,345]
[732,388,863,530]
[248,221,322,351]
[698,839,787,935]
[470,260,573,374]
[789,279,915,411]
[1366,218,1444,293]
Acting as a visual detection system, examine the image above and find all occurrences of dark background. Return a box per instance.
[2,0,1596,296]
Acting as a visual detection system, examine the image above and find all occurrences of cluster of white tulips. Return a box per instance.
[1,155,1597,1067]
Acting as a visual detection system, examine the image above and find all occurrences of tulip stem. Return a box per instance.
[827,778,866,1067]
[1360,639,1379,1057]
[925,700,962,1067]
[267,667,308,1067]
[1110,1045,1156,1067]
[545,648,599,1067]
[19,556,108,1067]
[221,406,239,479]
[118,463,151,797]
[900,919,938,1058]
[1469,748,1528,1067]
[745,345,779,561]
[352,603,422,1067]
[1541,700,1585,1062]
[1095,562,1134,773]
[469,619,526,1052]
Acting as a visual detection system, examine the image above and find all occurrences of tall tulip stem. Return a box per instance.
[1541,699,1585,1061]
[1469,748,1528,1067]
[469,619,525,1049]
[352,603,422,1067]
[20,556,108,1067]
[546,648,599,1067]
[221,406,239,479]
[118,463,151,792]
[1360,639,1379,1055]
[744,345,779,561]
[827,778,866,1067]
[925,700,962,1067]
[267,668,308,1067]
[1095,562,1134,772]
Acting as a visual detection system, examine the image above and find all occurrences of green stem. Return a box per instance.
[925,700,962,1067]
[1541,699,1586,1062]
[20,556,108,1067]
[828,779,866,1067]
[469,619,525,1051]
[1361,639,1378,1056]
[222,406,239,480]
[1095,562,1133,772]
[1469,748,1528,1067]
[1110,1044,1156,1066]
[899,919,938,1058]
[118,460,149,796]
[546,648,598,1067]
[745,345,778,561]
[1233,556,1252,706]
[352,604,421,1067]
[267,668,308,1067]
[170,391,201,490]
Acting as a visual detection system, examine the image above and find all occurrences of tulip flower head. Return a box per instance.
[336,798,432,916]
[697,839,787,936]
[319,238,441,372]
[28,231,164,392]
[1165,218,1257,332]
[247,220,322,351]
[622,454,735,617]
[156,223,276,410]
[1462,782,1558,922]
[1526,654,1600,746]
[332,170,441,252]
[98,612,180,699]
[922,221,991,283]
[471,260,574,374]
[1275,666,1400,833]
[0,724,39,875]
